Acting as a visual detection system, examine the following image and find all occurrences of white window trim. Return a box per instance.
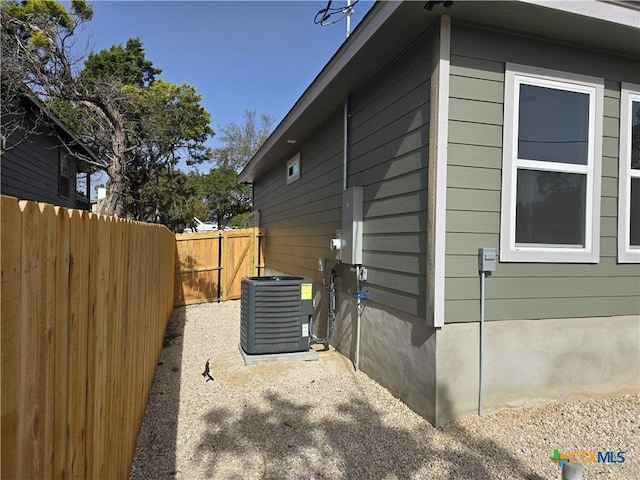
[286,153,300,184]
[500,64,603,263]
[618,83,640,263]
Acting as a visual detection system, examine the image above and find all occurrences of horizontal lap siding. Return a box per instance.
[254,33,434,318]
[254,112,344,280]
[348,34,432,317]
[2,132,77,209]
[444,24,640,322]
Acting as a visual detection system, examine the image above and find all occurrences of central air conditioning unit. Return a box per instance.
[240,276,314,355]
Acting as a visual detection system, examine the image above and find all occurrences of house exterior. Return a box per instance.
[239,1,640,425]
[1,96,97,210]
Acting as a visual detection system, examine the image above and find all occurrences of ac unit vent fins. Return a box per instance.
[240,276,314,354]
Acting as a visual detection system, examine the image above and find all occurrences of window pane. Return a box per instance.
[632,100,640,170]
[631,177,640,246]
[515,169,586,245]
[518,84,589,165]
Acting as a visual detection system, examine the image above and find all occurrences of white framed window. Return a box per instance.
[500,64,603,263]
[286,153,300,184]
[618,83,640,263]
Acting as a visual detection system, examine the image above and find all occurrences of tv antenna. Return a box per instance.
[314,0,360,38]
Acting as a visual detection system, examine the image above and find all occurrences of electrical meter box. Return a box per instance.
[478,247,497,273]
[342,187,363,265]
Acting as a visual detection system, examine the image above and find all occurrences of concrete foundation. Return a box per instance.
[435,315,640,425]
[333,296,437,423]
[262,267,640,426]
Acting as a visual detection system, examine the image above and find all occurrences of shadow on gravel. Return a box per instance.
[195,386,545,479]
[129,307,186,480]
[436,385,546,480]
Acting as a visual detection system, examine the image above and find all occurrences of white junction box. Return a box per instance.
[342,187,363,265]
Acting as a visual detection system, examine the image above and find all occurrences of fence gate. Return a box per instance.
[173,228,264,306]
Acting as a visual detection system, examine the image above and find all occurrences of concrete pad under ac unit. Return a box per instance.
[239,344,319,366]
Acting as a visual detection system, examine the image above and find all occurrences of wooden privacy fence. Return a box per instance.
[174,228,264,305]
[1,195,175,480]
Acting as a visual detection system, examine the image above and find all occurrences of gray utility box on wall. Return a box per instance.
[240,276,314,355]
[342,187,363,265]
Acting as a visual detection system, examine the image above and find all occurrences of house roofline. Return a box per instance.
[239,0,640,184]
[521,0,640,27]
[239,0,402,184]
[24,94,101,169]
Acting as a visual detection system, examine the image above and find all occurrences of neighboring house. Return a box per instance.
[1,95,98,210]
[239,1,640,425]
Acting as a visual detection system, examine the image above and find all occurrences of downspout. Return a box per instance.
[355,269,361,371]
[343,96,348,192]
[479,269,485,415]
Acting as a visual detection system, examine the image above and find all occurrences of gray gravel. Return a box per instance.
[130,301,639,480]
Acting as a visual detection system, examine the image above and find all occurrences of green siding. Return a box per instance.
[444,23,640,323]
[254,32,434,317]
[254,109,344,281]
[349,32,432,318]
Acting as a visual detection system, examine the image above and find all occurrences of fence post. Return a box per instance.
[219,232,226,301]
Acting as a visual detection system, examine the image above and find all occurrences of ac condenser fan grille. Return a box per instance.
[240,276,314,354]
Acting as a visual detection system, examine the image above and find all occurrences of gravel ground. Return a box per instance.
[130,301,639,480]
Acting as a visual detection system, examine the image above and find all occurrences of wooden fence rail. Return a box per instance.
[174,228,264,305]
[1,195,175,479]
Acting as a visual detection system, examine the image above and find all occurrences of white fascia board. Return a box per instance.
[433,15,451,329]
[518,0,640,29]
[239,0,403,184]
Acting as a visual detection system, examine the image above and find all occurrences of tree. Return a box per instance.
[213,110,274,170]
[1,0,92,154]
[194,110,273,227]
[1,0,134,214]
[123,167,204,232]
[68,36,213,221]
[1,1,213,216]
[117,79,213,221]
[80,37,160,88]
[198,167,252,229]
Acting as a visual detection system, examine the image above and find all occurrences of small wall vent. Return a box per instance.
[240,276,314,354]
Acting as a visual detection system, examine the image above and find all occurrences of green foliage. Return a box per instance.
[70,0,93,21]
[123,167,204,232]
[2,0,92,49]
[76,37,214,222]
[80,38,161,88]
[131,79,213,165]
[195,167,252,229]
[183,110,273,228]
[2,1,213,217]
[3,0,79,30]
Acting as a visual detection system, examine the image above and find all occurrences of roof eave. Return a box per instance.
[238,0,404,184]
[239,0,640,185]
[26,95,101,168]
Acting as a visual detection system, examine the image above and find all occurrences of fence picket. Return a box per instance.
[2,195,258,477]
[174,228,264,305]
[0,195,175,479]
[1,196,22,479]
[66,209,89,479]
[53,206,70,479]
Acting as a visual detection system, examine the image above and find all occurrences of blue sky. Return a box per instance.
[75,0,373,171]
